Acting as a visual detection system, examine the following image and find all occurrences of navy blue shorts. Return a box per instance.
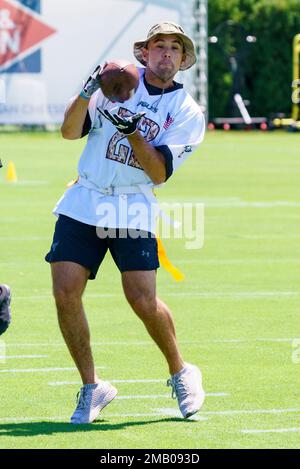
[45,215,159,280]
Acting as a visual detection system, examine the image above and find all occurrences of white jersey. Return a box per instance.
[54,67,205,233]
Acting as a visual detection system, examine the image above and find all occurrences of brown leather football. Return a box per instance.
[99,60,139,102]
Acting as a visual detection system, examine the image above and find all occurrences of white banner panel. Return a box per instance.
[0,0,195,124]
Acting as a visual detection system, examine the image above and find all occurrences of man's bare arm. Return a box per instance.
[127,131,166,185]
[61,65,102,140]
[61,96,90,140]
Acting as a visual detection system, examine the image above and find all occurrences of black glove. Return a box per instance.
[80,65,102,100]
[99,109,146,135]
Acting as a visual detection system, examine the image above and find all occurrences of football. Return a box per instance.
[99,59,139,102]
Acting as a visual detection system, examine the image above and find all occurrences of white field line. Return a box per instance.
[0,366,105,373]
[200,408,300,416]
[160,198,300,208]
[113,390,223,399]
[0,261,47,264]
[116,395,172,400]
[106,413,204,420]
[178,259,300,264]
[151,407,300,418]
[164,292,299,298]
[46,381,229,399]
[0,355,48,359]
[3,259,300,267]
[212,201,300,208]
[47,379,167,386]
[153,408,205,421]
[5,338,296,349]
[208,235,300,240]
[7,234,296,242]
[241,427,300,434]
[0,416,67,423]
[10,180,49,185]
[2,217,49,223]
[206,202,300,208]
[3,197,300,207]
[0,413,203,422]
[0,407,298,424]
[0,237,49,241]
[11,291,300,301]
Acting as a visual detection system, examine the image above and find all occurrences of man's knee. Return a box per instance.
[127,292,157,318]
[51,262,87,309]
[53,282,80,309]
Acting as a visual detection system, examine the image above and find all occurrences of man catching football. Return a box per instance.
[45,22,206,424]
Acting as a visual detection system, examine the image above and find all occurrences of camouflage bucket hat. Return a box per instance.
[133,21,196,71]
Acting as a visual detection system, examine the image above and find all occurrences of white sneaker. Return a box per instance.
[167,363,205,418]
[70,381,118,424]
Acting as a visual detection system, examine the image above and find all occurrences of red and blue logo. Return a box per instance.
[0,0,56,73]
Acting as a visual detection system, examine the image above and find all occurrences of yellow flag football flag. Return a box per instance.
[157,235,185,282]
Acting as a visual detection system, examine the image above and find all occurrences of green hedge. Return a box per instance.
[207,0,300,118]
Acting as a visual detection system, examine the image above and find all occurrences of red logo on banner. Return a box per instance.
[0,0,56,70]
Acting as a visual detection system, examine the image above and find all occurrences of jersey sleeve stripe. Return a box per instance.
[81,111,92,138]
[155,145,173,181]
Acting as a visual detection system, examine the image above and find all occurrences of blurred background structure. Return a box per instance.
[0,0,300,128]
[0,0,201,125]
[207,0,300,129]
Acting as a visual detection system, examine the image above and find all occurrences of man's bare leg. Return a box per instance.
[122,270,184,375]
[51,261,99,384]
[122,270,205,418]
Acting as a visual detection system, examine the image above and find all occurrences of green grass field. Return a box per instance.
[0,130,299,449]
